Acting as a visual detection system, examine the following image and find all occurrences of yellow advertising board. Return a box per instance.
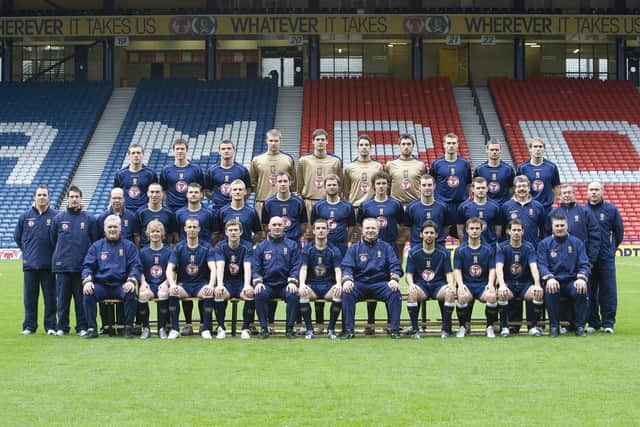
[2,14,640,38]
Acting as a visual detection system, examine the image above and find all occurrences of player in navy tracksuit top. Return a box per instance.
[212,220,255,339]
[159,139,205,212]
[138,219,172,339]
[404,175,449,247]
[298,219,344,339]
[585,181,624,333]
[96,188,140,244]
[14,185,58,335]
[340,217,403,339]
[204,140,251,211]
[453,217,498,338]
[516,137,561,214]
[51,186,98,335]
[457,177,503,246]
[252,216,301,339]
[500,175,546,247]
[310,174,356,256]
[546,184,601,265]
[81,215,142,339]
[213,179,263,244]
[136,182,178,247]
[166,217,217,339]
[261,172,308,241]
[537,214,590,337]
[473,139,516,205]
[113,143,158,213]
[495,219,544,337]
[429,133,472,238]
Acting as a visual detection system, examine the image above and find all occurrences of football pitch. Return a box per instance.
[0,258,638,426]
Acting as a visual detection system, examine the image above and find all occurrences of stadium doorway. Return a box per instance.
[439,46,468,86]
[261,46,303,87]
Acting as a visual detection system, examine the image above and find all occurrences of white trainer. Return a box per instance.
[486,326,496,338]
[47,329,57,336]
[604,327,614,334]
[240,329,251,339]
[456,326,467,338]
[201,330,213,340]
[78,329,88,337]
[500,327,510,337]
[216,327,226,339]
[528,327,542,337]
[55,329,65,336]
[168,330,180,340]
[21,329,33,335]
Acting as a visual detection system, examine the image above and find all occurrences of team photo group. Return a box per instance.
[15,128,624,341]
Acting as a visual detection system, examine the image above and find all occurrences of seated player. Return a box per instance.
[405,221,456,339]
[495,219,544,337]
[537,214,590,337]
[453,217,498,338]
[213,220,255,339]
[138,220,172,339]
[166,217,217,339]
[340,218,403,339]
[298,219,343,339]
[81,215,141,339]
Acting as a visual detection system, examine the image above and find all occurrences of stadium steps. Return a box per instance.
[476,87,514,166]
[273,86,303,164]
[453,86,485,168]
[62,87,136,209]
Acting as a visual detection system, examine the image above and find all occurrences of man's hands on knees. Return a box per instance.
[342,280,354,294]
[388,279,400,292]
[574,278,587,294]
[546,278,560,293]
[83,281,94,295]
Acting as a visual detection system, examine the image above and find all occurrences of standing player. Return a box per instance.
[343,135,384,219]
[81,215,141,339]
[213,179,263,244]
[97,187,139,245]
[138,220,172,339]
[14,185,58,335]
[429,133,472,238]
[516,137,561,214]
[537,214,590,337]
[585,181,623,334]
[204,140,251,212]
[159,138,204,213]
[213,220,255,339]
[261,172,307,242]
[500,175,546,247]
[473,139,515,205]
[457,177,502,246]
[453,217,498,338]
[166,217,217,340]
[298,219,343,339]
[250,129,296,220]
[51,186,98,336]
[297,128,343,225]
[136,182,178,247]
[310,174,356,256]
[404,174,448,248]
[114,143,158,213]
[252,216,301,339]
[405,221,456,339]
[340,218,403,339]
[495,219,544,337]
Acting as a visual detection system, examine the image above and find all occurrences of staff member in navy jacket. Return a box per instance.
[81,215,141,339]
[51,186,98,336]
[14,185,58,335]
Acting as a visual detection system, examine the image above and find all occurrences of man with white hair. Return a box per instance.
[81,215,141,339]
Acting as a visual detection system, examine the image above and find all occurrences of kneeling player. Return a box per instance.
[405,221,456,339]
[213,220,254,339]
[138,220,171,339]
[495,219,544,337]
[299,219,343,339]
[453,217,497,338]
[166,217,217,339]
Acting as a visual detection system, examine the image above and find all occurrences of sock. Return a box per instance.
[456,303,470,328]
[201,298,213,332]
[407,302,419,332]
[169,296,181,331]
[442,302,454,333]
[314,301,325,324]
[214,300,227,329]
[242,300,255,330]
[157,299,169,331]
[182,299,193,325]
[137,302,150,328]
[367,301,377,324]
[527,299,544,328]
[485,302,498,327]
[300,299,312,331]
[328,299,341,331]
[498,300,510,329]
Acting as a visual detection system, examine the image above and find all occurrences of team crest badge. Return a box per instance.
[186,263,199,275]
[328,218,337,230]
[469,264,482,277]
[510,212,517,220]
[119,249,124,256]
[150,265,163,278]
[100,251,108,261]
[229,262,240,275]
[314,265,327,277]
[550,250,557,258]
[282,216,292,228]
[401,178,411,190]
[532,179,544,192]
[221,183,231,195]
[574,215,580,223]
[480,220,487,231]
[264,252,272,261]
[176,180,188,193]
[510,263,522,275]
[376,216,388,229]
[489,181,500,194]
[359,181,370,193]
[447,176,459,188]
[61,223,69,230]
[268,174,277,186]
[128,186,140,198]
[421,269,435,282]
[314,176,325,189]
[359,254,368,263]
[27,219,35,227]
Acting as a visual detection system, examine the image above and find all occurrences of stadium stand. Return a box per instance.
[0,81,111,248]
[89,78,277,214]
[489,77,640,242]
[300,76,469,165]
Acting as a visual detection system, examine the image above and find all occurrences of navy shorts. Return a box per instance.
[309,283,332,299]
[466,283,488,300]
[417,282,446,299]
[224,282,243,299]
[180,282,206,298]
[507,282,532,299]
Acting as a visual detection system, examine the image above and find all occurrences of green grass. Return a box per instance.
[1,259,639,426]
